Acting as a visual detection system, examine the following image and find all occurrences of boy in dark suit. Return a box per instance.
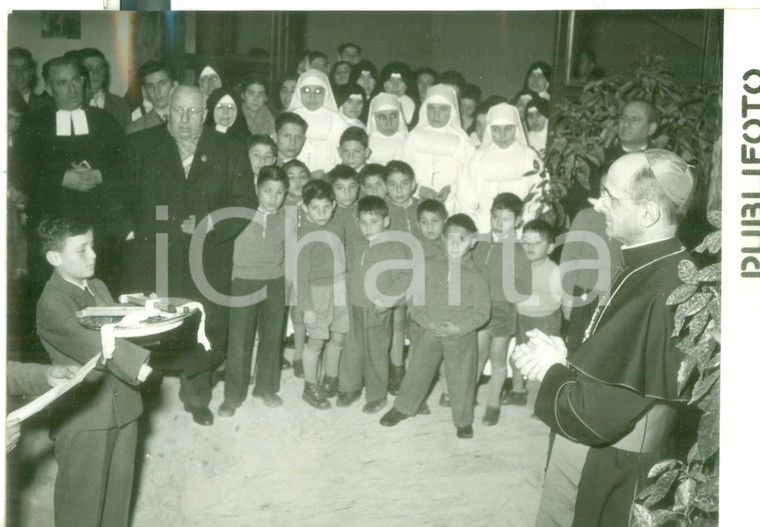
[35,216,152,527]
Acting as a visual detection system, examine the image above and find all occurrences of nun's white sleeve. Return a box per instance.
[454,154,481,224]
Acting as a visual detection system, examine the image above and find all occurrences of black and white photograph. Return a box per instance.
[3,4,747,526]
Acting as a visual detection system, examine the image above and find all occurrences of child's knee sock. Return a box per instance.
[293,324,306,362]
[323,340,343,378]
[302,340,322,384]
[488,362,508,408]
[390,325,405,367]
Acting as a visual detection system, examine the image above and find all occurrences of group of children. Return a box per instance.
[217,125,563,439]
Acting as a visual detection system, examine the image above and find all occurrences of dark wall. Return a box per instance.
[303,11,558,101]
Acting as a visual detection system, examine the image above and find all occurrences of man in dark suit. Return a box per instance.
[120,85,256,426]
[564,99,658,221]
[14,54,128,293]
[126,60,177,135]
[35,216,152,527]
[79,48,131,131]
[8,47,48,114]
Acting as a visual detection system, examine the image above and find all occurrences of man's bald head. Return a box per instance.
[617,100,658,151]
[168,85,206,141]
[628,149,693,224]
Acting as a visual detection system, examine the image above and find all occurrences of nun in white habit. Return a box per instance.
[366,93,408,165]
[199,66,222,102]
[404,84,475,211]
[287,69,348,176]
[455,102,544,232]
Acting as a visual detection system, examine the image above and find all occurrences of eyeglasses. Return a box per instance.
[215,103,236,111]
[598,188,645,207]
[301,86,325,96]
[85,65,107,74]
[171,106,203,118]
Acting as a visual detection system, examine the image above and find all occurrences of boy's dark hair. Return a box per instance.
[302,179,335,205]
[137,60,176,85]
[348,60,378,85]
[328,165,359,185]
[359,163,385,184]
[491,192,523,217]
[357,195,389,218]
[338,42,361,55]
[335,83,366,108]
[444,213,477,235]
[257,165,289,190]
[460,83,482,104]
[308,50,328,64]
[283,159,309,176]
[525,97,550,120]
[275,111,308,133]
[247,134,278,157]
[37,216,92,255]
[438,70,466,93]
[339,126,369,148]
[416,199,448,221]
[383,160,415,183]
[522,219,555,242]
[239,74,270,96]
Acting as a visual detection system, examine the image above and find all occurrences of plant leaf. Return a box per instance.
[674,477,696,512]
[684,293,711,317]
[631,504,656,527]
[648,459,678,479]
[693,477,720,513]
[678,355,698,394]
[688,309,710,342]
[672,303,688,337]
[642,469,679,507]
[696,263,721,283]
[690,370,719,404]
[697,384,720,460]
[677,260,698,284]
[707,210,721,228]
[667,283,697,306]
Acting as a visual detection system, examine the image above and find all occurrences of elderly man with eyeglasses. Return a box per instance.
[516,150,696,527]
[120,85,257,426]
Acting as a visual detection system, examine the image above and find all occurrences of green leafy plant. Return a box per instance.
[631,210,721,527]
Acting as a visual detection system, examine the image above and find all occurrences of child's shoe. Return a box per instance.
[337,390,362,407]
[362,398,387,414]
[380,407,409,426]
[482,406,500,426]
[439,392,451,408]
[388,364,405,395]
[418,402,431,415]
[293,359,304,378]
[302,382,331,410]
[503,390,528,406]
[456,425,474,439]
[321,375,339,398]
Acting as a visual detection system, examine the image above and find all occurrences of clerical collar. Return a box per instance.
[56,108,89,136]
[620,237,684,269]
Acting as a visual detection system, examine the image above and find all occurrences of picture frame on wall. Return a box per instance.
[41,11,81,39]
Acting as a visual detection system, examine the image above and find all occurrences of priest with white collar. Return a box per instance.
[14,54,127,291]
